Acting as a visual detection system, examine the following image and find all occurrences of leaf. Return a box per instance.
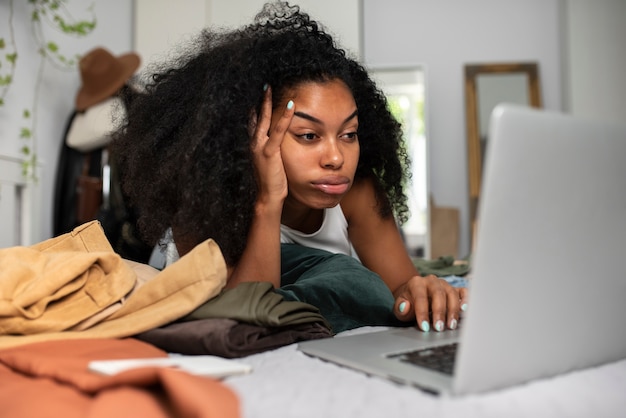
[21,145,31,155]
[47,42,59,53]
[20,128,32,139]
[6,52,17,64]
[55,17,97,36]
[0,39,5,49]
[21,161,34,180]
[74,22,96,35]
[23,109,31,118]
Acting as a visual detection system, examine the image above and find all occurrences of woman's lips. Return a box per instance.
[312,176,350,195]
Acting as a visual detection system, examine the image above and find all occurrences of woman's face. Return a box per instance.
[272,79,360,210]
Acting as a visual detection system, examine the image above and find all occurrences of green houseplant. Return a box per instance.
[0,0,96,180]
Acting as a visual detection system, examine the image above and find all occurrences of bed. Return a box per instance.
[1,327,624,418]
[224,326,626,418]
[1,222,625,417]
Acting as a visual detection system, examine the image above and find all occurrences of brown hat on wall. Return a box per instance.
[75,47,140,111]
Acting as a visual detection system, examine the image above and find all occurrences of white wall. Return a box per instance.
[208,0,361,57]
[563,0,626,124]
[363,0,563,257]
[0,0,134,242]
[134,0,361,73]
[134,0,209,74]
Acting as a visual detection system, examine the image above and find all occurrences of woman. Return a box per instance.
[112,2,467,333]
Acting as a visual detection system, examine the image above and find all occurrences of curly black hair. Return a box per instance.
[111,1,410,266]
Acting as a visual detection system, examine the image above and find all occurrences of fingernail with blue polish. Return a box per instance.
[435,320,444,332]
[461,303,468,312]
[286,100,294,109]
[263,83,268,91]
[450,318,458,330]
[398,301,407,313]
[421,321,430,332]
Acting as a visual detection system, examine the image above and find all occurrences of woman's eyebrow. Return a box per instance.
[293,109,358,125]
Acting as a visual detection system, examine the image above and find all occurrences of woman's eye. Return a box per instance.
[298,133,317,141]
[342,132,358,141]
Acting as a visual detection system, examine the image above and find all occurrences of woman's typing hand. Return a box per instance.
[393,275,468,332]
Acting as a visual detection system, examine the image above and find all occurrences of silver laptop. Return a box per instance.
[298,104,626,396]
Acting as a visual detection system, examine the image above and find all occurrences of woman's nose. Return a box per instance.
[321,140,344,169]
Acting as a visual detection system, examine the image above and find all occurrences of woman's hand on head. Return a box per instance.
[249,85,295,206]
[393,275,468,332]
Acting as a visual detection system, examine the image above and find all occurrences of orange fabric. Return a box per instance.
[0,338,240,418]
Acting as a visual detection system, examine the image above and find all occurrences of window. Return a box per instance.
[370,68,429,256]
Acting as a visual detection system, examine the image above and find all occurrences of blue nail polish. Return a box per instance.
[398,301,407,313]
[421,321,430,332]
[461,303,468,312]
[286,100,294,109]
[263,83,268,91]
[450,318,458,330]
[435,320,444,332]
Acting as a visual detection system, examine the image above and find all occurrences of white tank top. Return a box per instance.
[280,204,357,258]
[161,205,356,269]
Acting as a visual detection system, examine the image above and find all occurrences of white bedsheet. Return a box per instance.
[224,327,626,418]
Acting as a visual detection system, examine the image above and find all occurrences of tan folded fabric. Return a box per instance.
[0,222,227,348]
[0,221,136,334]
[69,260,161,331]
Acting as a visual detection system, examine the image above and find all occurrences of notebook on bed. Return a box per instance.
[298,104,626,396]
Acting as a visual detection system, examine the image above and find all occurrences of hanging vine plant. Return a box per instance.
[0,0,96,180]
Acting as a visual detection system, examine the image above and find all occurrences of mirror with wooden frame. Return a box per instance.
[464,62,542,246]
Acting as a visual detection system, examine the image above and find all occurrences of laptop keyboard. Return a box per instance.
[388,343,458,375]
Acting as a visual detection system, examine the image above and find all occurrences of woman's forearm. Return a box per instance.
[225,199,283,288]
